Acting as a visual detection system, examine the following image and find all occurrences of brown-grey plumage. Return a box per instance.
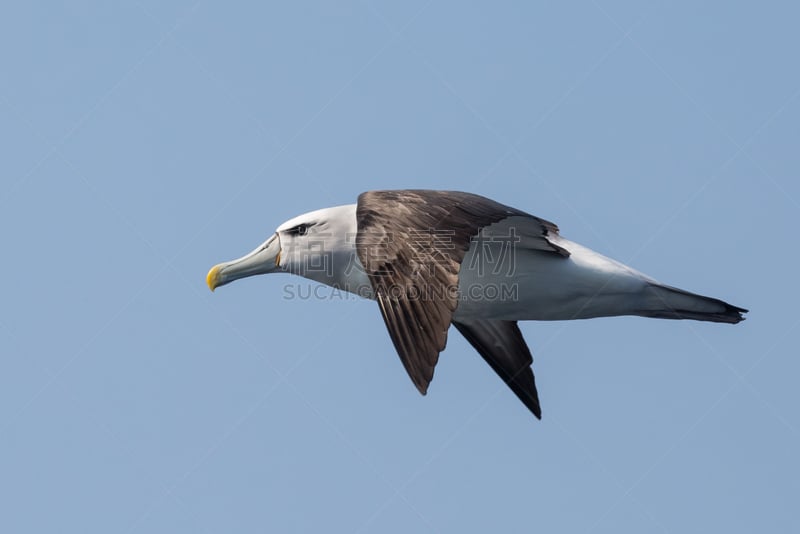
[355,190,564,408]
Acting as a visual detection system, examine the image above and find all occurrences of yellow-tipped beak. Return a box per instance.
[206,233,282,293]
[206,264,222,292]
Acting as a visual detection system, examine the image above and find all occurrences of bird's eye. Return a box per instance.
[286,222,314,236]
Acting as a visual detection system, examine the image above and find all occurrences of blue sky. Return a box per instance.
[1,1,798,533]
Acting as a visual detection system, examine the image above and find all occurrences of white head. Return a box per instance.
[206,204,372,297]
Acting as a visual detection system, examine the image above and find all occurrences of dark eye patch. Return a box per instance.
[288,223,311,236]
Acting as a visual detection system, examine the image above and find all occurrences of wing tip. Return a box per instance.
[525,394,542,420]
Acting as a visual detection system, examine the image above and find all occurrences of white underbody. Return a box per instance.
[454,217,656,321]
[298,209,659,322]
[454,237,654,321]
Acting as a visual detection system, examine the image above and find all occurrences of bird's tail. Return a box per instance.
[636,283,747,324]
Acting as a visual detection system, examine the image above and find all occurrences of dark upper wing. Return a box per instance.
[452,319,541,419]
[355,189,561,395]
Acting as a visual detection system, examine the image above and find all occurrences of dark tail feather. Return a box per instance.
[637,283,747,324]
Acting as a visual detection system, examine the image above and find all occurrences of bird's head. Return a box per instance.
[206,204,369,295]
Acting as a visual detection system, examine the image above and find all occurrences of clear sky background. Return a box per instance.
[1,1,798,533]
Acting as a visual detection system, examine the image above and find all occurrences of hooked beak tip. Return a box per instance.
[206,264,222,292]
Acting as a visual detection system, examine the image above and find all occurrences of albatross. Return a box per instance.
[207,190,746,419]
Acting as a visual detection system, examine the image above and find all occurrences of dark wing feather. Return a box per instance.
[452,319,541,419]
[356,190,560,395]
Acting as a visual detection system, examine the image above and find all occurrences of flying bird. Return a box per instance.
[207,190,746,419]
